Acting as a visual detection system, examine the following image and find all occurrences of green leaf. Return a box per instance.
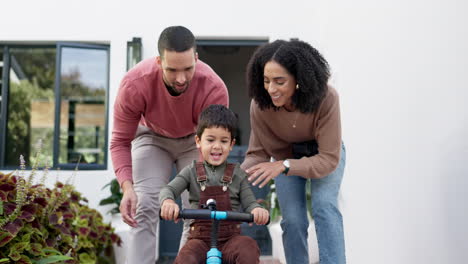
[21,232,32,243]
[270,207,281,223]
[75,218,88,227]
[33,255,73,264]
[62,234,73,245]
[78,253,95,264]
[0,258,10,263]
[0,200,3,215]
[9,241,29,256]
[17,255,33,264]
[98,197,115,206]
[7,250,20,261]
[0,231,14,247]
[100,182,111,191]
[78,236,94,248]
[110,179,121,195]
[41,248,62,255]
[109,208,120,214]
[28,243,43,256]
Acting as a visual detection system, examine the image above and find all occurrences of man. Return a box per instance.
[110,26,229,263]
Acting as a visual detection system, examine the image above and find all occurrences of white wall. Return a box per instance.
[311,1,468,263]
[2,0,468,263]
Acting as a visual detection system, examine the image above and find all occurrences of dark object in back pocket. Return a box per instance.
[292,140,319,159]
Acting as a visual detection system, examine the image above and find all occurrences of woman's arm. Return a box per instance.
[289,87,342,178]
[241,100,270,170]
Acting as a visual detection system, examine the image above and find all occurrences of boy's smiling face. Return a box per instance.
[195,126,235,166]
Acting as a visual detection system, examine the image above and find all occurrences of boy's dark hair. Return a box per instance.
[246,39,330,113]
[158,26,196,57]
[196,105,238,140]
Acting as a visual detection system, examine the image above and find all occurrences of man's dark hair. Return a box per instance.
[158,26,196,57]
[196,105,238,141]
[246,39,330,113]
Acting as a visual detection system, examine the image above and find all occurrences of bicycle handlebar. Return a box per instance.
[178,209,254,223]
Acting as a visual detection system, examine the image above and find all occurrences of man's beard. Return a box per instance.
[167,82,189,96]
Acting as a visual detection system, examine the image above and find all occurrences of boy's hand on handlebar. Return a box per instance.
[161,199,180,223]
[251,207,270,225]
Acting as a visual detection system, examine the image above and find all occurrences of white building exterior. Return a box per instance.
[2,0,468,263]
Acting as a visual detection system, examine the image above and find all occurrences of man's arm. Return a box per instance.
[119,180,138,227]
[110,78,144,186]
[110,78,144,227]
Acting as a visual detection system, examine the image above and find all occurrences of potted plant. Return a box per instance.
[99,178,122,215]
[99,179,129,264]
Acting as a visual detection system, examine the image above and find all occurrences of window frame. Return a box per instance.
[0,42,110,170]
[0,46,9,169]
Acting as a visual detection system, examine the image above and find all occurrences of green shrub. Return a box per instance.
[0,153,121,264]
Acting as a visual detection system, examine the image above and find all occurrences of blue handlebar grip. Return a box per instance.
[211,211,228,220]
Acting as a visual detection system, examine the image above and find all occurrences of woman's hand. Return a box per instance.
[245,161,285,188]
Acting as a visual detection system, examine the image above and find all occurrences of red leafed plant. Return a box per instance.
[0,147,121,264]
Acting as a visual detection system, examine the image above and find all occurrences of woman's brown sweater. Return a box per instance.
[241,86,342,179]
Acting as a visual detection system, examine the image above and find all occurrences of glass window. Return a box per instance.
[0,44,109,169]
[4,47,56,167]
[0,49,3,122]
[58,46,108,166]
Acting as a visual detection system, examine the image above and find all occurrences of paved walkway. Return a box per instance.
[260,256,283,264]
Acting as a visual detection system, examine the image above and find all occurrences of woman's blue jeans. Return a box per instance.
[275,144,346,264]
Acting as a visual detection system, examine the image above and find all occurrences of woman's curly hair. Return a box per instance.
[246,39,330,113]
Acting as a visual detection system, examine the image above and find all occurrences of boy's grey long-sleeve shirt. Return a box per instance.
[159,161,261,213]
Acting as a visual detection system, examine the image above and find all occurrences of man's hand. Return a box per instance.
[251,207,270,225]
[245,161,285,188]
[119,180,138,227]
[160,199,180,223]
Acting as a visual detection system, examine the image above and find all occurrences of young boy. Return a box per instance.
[160,104,269,264]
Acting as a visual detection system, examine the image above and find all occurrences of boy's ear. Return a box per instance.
[195,135,201,148]
[230,138,236,150]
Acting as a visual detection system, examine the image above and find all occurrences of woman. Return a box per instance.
[241,39,346,264]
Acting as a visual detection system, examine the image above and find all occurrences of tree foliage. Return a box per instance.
[5,81,54,167]
[11,48,56,91]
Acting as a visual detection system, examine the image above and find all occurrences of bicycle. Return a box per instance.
[166,199,269,264]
